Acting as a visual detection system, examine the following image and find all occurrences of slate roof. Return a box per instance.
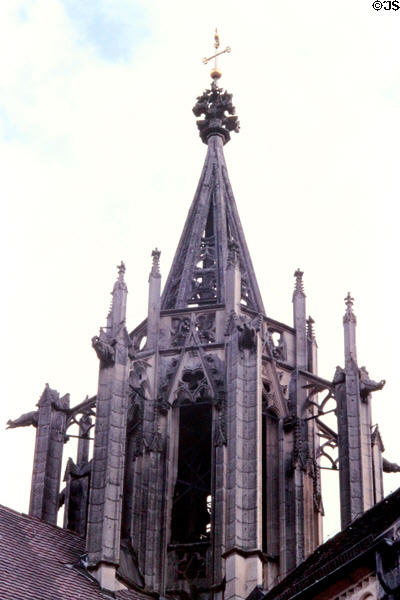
[0,504,154,600]
[257,486,400,600]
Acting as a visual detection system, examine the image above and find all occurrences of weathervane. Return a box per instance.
[202,29,231,80]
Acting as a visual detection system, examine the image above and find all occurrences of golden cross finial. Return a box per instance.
[202,28,231,80]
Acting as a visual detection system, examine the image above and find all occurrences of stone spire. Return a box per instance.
[293,269,307,370]
[106,261,127,334]
[147,248,161,349]
[306,316,315,341]
[307,316,318,373]
[161,82,264,313]
[343,292,357,365]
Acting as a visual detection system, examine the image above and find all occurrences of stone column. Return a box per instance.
[285,270,308,571]
[225,324,263,600]
[29,384,69,525]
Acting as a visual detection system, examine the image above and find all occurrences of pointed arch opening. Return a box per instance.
[167,366,217,587]
[262,382,280,557]
[170,401,213,544]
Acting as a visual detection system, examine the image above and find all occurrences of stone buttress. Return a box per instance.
[86,262,132,592]
[334,294,386,529]
[29,384,70,525]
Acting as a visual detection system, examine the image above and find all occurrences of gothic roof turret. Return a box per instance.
[161,80,264,313]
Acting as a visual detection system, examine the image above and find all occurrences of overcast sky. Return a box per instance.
[1,0,399,539]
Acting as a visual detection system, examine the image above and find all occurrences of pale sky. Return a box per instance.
[1,0,399,540]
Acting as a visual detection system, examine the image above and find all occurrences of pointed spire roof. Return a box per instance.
[106,261,128,334]
[161,81,264,313]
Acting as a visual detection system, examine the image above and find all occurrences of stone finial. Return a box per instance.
[112,261,127,294]
[150,248,161,278]
[107,262,128,332]
[118,261,125,280]
[307,316,315,341]
[227,239,239,267]
[193,82,240,145]
[293,269,305,295]
[343,292,357,324]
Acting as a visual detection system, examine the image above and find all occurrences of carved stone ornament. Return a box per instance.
[293,268,305,296]
[266,329,287,362]
[332,365,346,385]
[262,381,276,414]
[332,364,385,400]
[195,312,216,344]
[169,544,207,582]
[383,458,400,473]
[91,333,115,366]
[224,309,239,336]
[359,366,385,398]
[157,357,179,414]
[227,239,239,268]
[174,368,212,406]
[130,358,151,384]
[290,415,307,472]
[127,387,144,457]
[193,81,240,145]
[237,321,259,351]
[204,353,227,446]
[309,457,324,515]
[343,292,357,324]
[171,317,191,347]
[7,410,39,429]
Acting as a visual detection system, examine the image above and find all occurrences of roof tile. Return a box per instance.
[0,505,153,600]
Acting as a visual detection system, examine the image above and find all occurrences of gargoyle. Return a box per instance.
[332,366,346,385]
[359,366,385,398]
[91,335,115,366]
[383,458,400,473]
[237,322,257,351]
[7,410,39,429]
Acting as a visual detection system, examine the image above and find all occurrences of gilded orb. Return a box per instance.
[210,68,222,79]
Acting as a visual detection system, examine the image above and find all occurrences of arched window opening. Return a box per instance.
[262,405,280,556]
[171,402,213,544]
